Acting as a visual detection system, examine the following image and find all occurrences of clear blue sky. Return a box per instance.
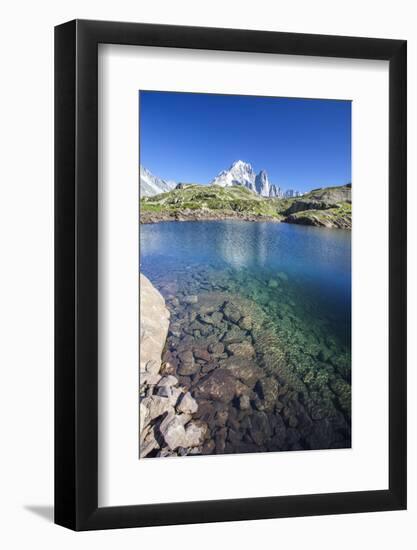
[139,91,351,192]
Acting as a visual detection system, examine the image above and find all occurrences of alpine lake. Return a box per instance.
[140,220,351,455]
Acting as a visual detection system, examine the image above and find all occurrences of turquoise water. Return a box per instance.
[140,220,351,454]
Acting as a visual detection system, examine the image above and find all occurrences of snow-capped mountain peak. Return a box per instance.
[140,165,177,197]
[210,160,283,197]
[210,160,256,191]
[230,159,252,171]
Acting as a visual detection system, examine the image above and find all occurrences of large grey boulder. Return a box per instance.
[139,274,207,458]
[183,420,208,447]
[140,395,173,426]
[159,411,207,450]
[140,425,160,458]
[177,392,198,414]
[159,411,191,450]
[140,273,170,381]
[139,274,171,457]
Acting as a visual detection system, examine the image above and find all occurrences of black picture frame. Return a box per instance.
[55,19,407,531]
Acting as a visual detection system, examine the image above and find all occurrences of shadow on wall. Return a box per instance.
[24,505,54,523]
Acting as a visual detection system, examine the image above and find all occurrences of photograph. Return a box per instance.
[139,91,352,458]
[0,0,409,540]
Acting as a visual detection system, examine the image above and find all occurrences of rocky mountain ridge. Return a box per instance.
[140,161,302,198]
[140,165,176,197]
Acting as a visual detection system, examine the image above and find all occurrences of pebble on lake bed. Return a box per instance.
[182,295,198,304]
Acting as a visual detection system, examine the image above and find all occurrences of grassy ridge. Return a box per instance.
[140,183,351,229]
[141,184,283,218]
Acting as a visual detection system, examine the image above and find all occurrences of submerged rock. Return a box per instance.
[199,311,224,326]
[256,377,279,411]
[202,439,216,454]
[239,394,251,410]
[234,379,251,397]
[226,341,255,358]
[305,419,334,449]
[220,356,263,388]
[288,415,299,428]
[221,327,247,345]
[215,427,227,453]
[193,347,211,362]
[208,342,225,355]
[238,316,253,330]
[250,411,272,446]
[193,400,217,425]
[177,350,199,375]
[169,322,182,338]
[182,295,198,304]
[329,378,351,415]
[223,303,242,323]
[195,369,238,403]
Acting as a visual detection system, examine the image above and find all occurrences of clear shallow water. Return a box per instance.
[140,220,351,455]
[141,221,351,340]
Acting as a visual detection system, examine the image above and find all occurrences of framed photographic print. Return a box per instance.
[55,20,407,530]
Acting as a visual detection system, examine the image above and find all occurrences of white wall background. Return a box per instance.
[0,0,415,547]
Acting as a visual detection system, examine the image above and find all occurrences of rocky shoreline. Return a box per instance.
[139,183,352,229]
[140,209,351,229]
[285,213,352,230]
[140,209,281,225]
[140,271,351,458]
[140,273,208,457]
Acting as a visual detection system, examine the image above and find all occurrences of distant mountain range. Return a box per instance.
[140,165,176,197]
[139,160,303,198]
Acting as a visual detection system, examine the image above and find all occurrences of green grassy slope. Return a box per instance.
[140,183,351,229]
[141,184,282,218]
[278,184,352,229]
